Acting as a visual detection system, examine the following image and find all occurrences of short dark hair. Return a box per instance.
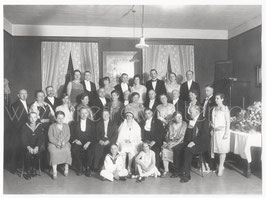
[103,76,110,83]
[45,86,53,91]
[133,74,141,81]
[28,111,37,118]
[205,84,214,89]
[35,90,45,98]
[186,70,194,75]
[159,93,168,98]
[102,108,110,115]
[150,69,158,74]
[80,93,89,101]
[189,89,199,97]
[73,69,81,75]
[111,90,120,96]
[55,110,65,118]
[131,92,140,99]
[61,93,68,100]
[121,73,128,77]
[169,72,177,77]
[84,70,91,74]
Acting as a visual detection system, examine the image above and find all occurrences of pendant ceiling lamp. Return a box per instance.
[135,5,149,49]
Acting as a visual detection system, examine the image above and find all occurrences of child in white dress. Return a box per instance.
[100,144,128,182]
[135,141,161,182]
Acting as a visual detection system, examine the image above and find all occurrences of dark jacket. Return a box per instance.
[146,79,167,99]
[44,97,61,112]
[10,99,29,131]
[114,83,130,102]
[72,119,96,145]
[95,119,118,144]
[201,95,216,120]
[144,99,160,113]
[21,122,44,149]
[180,81,201,102]
[81,80,97,101]
[170,98,185,118]
[142,118,166,148]
[184,114,209,152]
[91,97,111,122]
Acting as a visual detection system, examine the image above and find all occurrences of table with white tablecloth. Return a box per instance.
[229,130,262,177]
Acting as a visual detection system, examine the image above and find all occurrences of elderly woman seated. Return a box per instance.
[100,144,128,182]
[156,93,175,126]
[161,111,187,178]
[116,111,142,175]
[47,111,72,180]
[21,112,44,180]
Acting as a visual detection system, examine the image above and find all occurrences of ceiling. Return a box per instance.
[4,5,261,31]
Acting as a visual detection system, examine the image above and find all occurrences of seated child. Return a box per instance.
[100,144,128,182]
[135,141,161,183]
[21,112,44,180]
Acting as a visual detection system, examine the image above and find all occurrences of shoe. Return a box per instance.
[119,176,127,181]
[84,169,92,177]
[101,176,106,181]
[136,176,145,183]
[180,175,191,183]
[131,175,138,179]
[217,167,224,176]
[161,171,169,178]
[170,172,182,178]
[24,173,31,180]
[52,173,57,180]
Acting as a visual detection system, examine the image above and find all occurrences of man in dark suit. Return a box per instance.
[9,89,29,173]
[81,71,97,101]
[146,69,167,100]
[92,109,118,171]
[71,107,96,177]
[142,108,166,169]
[171,105,209,183]
[44,86,61,111]
[202,84,216,171]
[170,89,185,118]
[180,70,200,103]
[144,89,160,113]
[91,87,111,122]
[114,73,130,102]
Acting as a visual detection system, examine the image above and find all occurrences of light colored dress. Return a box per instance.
[47,123,72,166]
[162,121,187,163]
[165,82,180,101]
[69,81,84,106]
[116,120,142,155]
[55,105,74,124]
[136,150,161,177]
[125,103,145,123]
[211,106,230,157]
[130,85,147,104]
[156,103,175,124]
[100,153,128,181]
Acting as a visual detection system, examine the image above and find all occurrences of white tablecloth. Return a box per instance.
[230,130,262,163]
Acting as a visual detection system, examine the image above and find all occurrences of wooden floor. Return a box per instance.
[3,166,262,194]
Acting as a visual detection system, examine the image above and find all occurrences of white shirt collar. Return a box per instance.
[144,117,153,131]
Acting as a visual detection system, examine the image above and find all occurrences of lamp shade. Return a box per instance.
[135,37,149,49]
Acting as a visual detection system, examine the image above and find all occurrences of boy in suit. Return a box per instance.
[146,69,167,100]
[180,70,200,102]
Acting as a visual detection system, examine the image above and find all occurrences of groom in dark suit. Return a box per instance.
[180,70,200,103]
[146,69,167,100]
[171,105,209,183]
[81,71,97,101]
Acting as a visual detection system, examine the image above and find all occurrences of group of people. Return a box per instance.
[7,68,230,183]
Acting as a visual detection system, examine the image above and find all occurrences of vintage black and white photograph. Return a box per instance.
[3,1,263,195]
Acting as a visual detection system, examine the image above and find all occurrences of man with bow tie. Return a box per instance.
[146,69,167,100]
[114,73,130,102]
[171,105,209,183]
[44,86,61,112]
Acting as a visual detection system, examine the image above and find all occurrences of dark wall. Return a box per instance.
[4,31,228,103]
[228,26,262,102]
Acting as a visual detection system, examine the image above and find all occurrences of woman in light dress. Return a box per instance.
[211,93,230,176]
[101,76,114,100]
[135,142,161,182]
[156,94,175,125]
[165,72,180,101]
[130,74,147,104]
[67,70,84,106]
[116,111,142,175]
[47,111,72,180]
[125,92,145,124]
[55,93,75,125]
[161,111,187,177]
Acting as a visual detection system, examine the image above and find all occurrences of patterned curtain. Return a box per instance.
[143,45,169,82]
[143,44,195,84]
[70,42,99,88]
[41,42,71,96]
